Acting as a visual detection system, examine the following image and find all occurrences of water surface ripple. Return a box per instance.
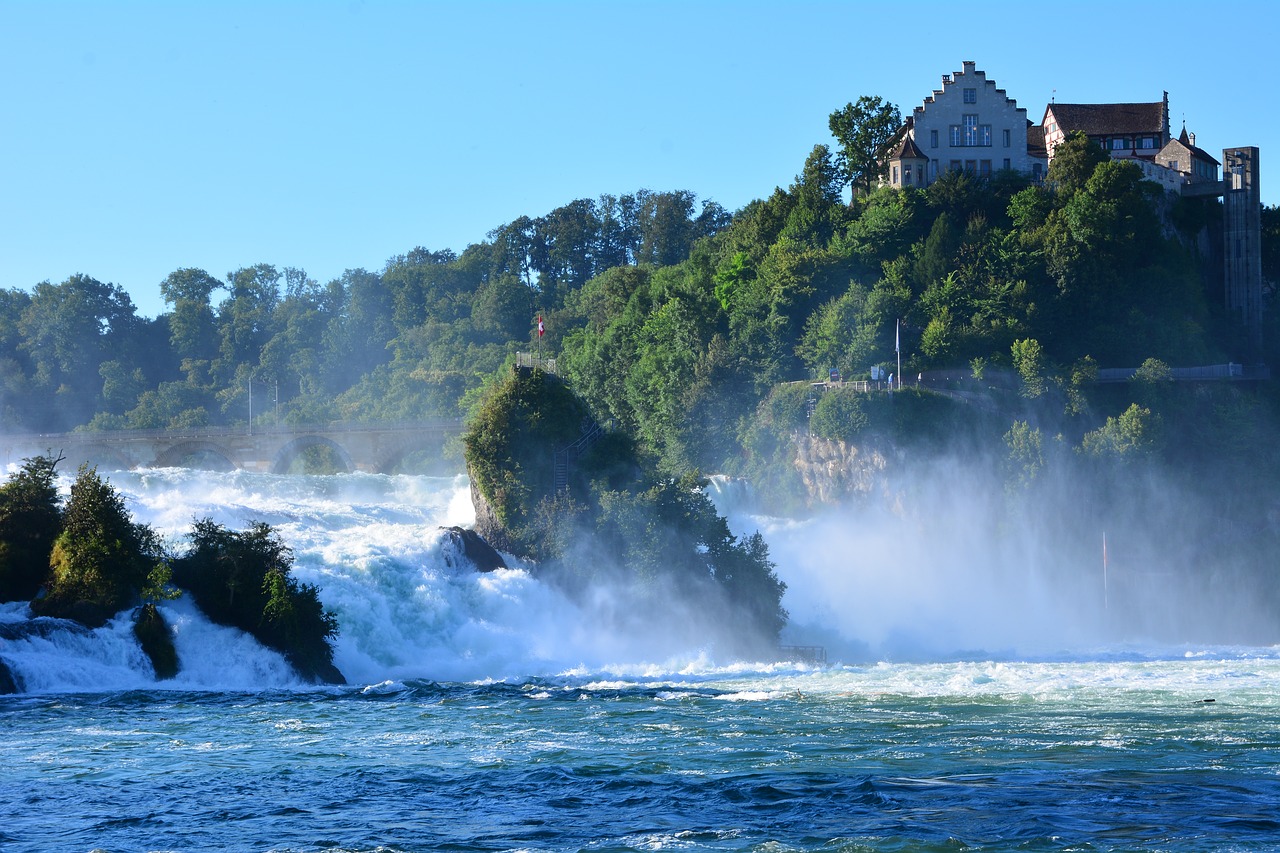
[3,665,1279,852]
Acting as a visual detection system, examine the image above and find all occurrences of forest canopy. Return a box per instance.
[0,115,1276,502]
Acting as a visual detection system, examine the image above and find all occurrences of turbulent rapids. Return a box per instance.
[4,468,1280,852]
[2,466,1277,691]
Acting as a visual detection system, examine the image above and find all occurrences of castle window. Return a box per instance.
[892,165,899,183]
[1111,138,1129,150]
[964,88,976,104]
[951,118,992,147]
[980,160,992,175]
[931,129,939,148]
[950,159,961,172]
[1139,137,1156,149]
[1003,128,1011,147]
[1003,158,1011,170]
[904,164,912,183]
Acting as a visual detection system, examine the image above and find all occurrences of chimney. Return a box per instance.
[942,74,951,85]
[1189,131,1196,147]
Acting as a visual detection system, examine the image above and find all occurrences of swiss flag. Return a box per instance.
[537,316,545,337]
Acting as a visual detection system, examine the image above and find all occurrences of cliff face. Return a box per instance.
[468,475,516,556]
[791,433,896,507]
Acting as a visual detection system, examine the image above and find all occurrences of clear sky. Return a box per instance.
[3,0,1277,319]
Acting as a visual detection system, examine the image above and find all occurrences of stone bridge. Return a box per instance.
[0,419,465,474]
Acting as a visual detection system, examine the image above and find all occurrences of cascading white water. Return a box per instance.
[4,464,1276,695]
[2,467,750,692]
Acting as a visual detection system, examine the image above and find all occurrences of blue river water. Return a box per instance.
[2,469,1279,852]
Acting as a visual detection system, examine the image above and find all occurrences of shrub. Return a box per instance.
[172,520,342,684]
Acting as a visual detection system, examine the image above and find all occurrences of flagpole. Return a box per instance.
[536,314,545,366]
[1103,531,1109,610]
[895,318,901,389]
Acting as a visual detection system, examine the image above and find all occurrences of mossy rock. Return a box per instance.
[133,603,179,680]
[0,658,17,694]
[463,366,593,557]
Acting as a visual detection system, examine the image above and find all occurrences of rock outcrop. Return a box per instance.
[441,525,508,573]
[468,477,516,556]
[133,603,179,680]
[0,658,16,694]
[792,433,895,505]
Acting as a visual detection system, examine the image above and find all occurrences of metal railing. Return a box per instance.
[516,352,557,374]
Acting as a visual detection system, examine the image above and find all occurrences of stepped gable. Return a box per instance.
[913,59,1025,116]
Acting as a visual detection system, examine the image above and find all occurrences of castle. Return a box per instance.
[883,61,1262,349]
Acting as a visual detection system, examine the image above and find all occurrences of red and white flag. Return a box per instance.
[537,316,545,337]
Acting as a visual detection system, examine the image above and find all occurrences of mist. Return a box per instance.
[710,449,1280,662]
[6,448,1276,697]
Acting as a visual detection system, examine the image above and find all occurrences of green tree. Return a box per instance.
[1045,131,1110,198]
[172,519,341,683]
[796,282,870,379]
[160,268,222,370]
[829,95,902,195]
[34,465,165,627]
[1131,357,1174,412]
[1081,403,1160,460]
[1002,420,1044,492]
[782,145,846,247]
[0,454,63,602]
[18,274,141,429]
[216,264,281,380]
[1011,338,1047,398]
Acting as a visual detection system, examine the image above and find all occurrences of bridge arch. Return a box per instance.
[271,435,355,475]
[68,444,134,473]
[152,441,240,471]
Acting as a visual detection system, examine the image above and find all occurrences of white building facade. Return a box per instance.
[887,61,1044,189]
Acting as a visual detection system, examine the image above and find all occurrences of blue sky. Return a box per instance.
[3,0,1276,319]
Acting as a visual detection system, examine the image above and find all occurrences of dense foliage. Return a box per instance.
[32,464,167,627]
[0,138,1275,481]
[0,456,341,684]
[0,454,63,602]
[171,519,342,684]
[463,368,787,653]
[2,94,1279,638]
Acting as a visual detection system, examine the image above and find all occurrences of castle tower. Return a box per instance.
[1222,147,1262,352]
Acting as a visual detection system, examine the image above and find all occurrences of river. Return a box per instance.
[2,468,1278,852]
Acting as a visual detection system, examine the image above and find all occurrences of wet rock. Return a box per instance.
[133,603,179,680]
[441,525,508,573]
[0,658,17,694]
